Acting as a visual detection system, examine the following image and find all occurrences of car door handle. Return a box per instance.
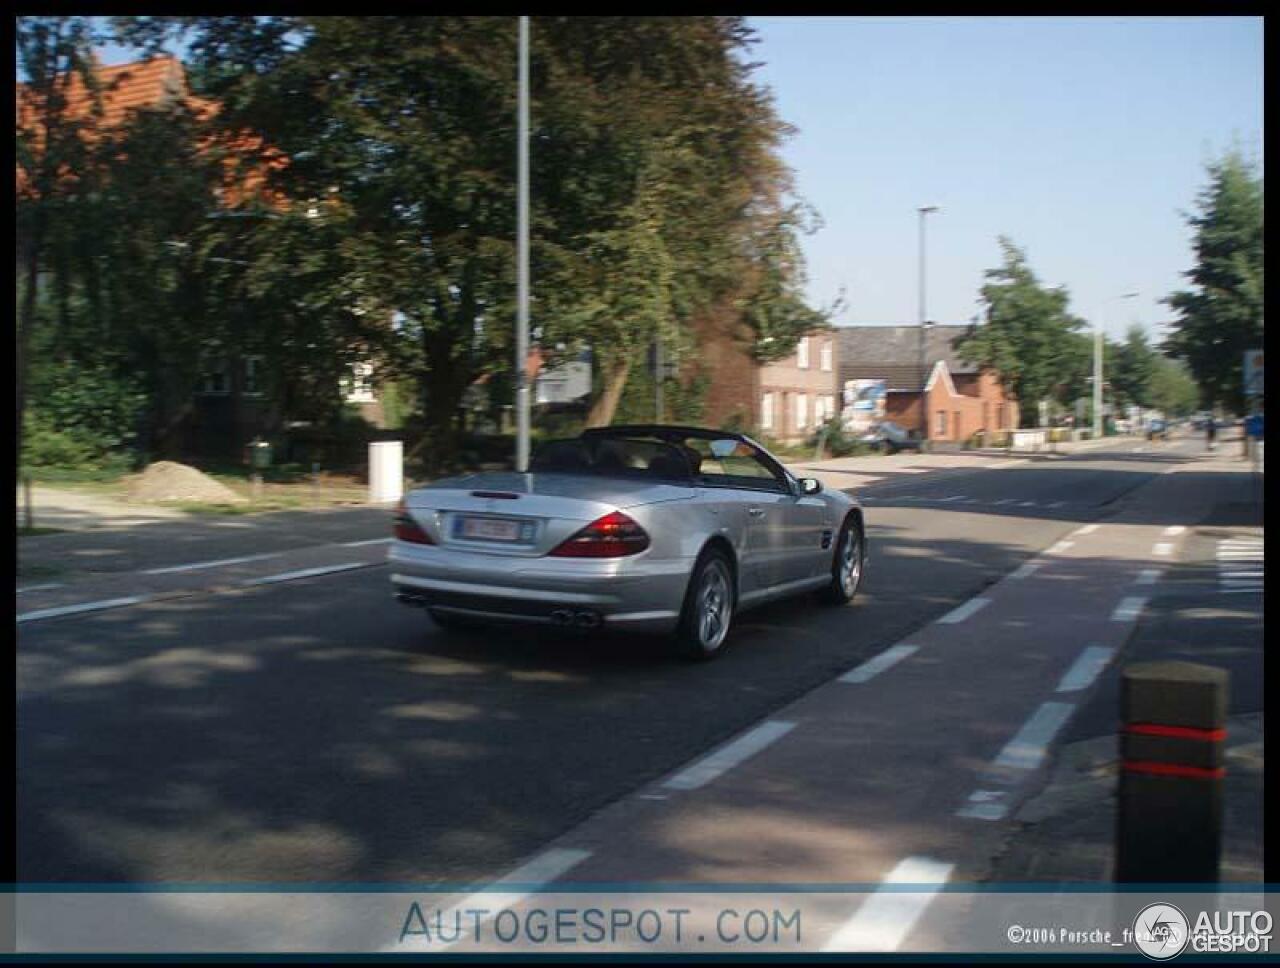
[747,507,765,518]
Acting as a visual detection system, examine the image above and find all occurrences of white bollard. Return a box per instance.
[368,441,404,504]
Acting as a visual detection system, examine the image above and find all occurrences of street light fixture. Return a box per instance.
[917,205,941,444]
[1094,291,1139,439]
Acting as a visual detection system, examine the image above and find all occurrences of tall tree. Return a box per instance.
[15,16,105,478]
[1146,355,1200,417]
[1163,149,1264,413]
[1109,325,1158,411]
[954,238,1088,427]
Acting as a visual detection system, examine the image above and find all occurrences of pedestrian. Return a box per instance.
[1206,415,1217,451]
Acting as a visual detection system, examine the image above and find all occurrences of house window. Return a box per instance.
[198,354,230,395]
[761,392,775,431]
[243,356,264,396]
[936,410,948,437]
[344,361,376,403]
[796,336,810,369]
[820,340,832,372]
[796,393,808,430]
[823,395,836,423]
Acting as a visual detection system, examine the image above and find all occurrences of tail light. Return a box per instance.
[393,499,434,545]
[549,511,650,558]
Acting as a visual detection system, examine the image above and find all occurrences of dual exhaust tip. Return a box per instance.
[551,608,602,629]
[397,592,601,629]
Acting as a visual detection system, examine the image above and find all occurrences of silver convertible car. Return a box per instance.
[391,425,866,659]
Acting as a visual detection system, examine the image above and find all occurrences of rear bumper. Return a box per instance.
[389,541,690,634]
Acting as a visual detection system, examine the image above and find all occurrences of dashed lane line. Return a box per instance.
[142,552,282,575]
[1111,596,1148,622]
[935,597,990,625]
[662,720,796,792]
[386,847,594,953]
[18,595,150,624]
[839,645,919,684]
[1055,645,1115,693]
[240,562,371,587]
[822,856,955,952]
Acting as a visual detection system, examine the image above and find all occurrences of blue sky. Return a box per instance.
[747,16,1263,339]
[72,17,1264,340]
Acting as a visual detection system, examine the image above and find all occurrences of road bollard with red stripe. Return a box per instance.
[1116,660,1229,882]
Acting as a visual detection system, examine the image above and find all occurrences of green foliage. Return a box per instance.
[1109,325,1158,410]
[807,416,869,458]
[21,361,147,469]
[1163,149,1264,412]
[1147,355,1200,417]
[954,238,1088,427]
[613,368,709,425]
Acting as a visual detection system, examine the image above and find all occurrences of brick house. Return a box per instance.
[757,330,839,443]
[692,305,839,443]
[837,325,1019,444]
[19,54,392,461]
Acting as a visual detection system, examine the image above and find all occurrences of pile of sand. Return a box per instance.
[127,461,247,505]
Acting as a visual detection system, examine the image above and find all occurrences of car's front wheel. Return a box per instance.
[820,516,865,605]
[675,548,735,660]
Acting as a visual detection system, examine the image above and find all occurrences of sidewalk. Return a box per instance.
[785,432,1139,493]
[986,450,1264,883]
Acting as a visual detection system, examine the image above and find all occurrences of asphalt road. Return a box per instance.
[15,432,1241,885]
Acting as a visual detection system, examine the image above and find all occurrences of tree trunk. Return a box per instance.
[585,356,632,428]
[17,226,42,484]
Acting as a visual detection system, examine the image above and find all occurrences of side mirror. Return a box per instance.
[799,477,823,496]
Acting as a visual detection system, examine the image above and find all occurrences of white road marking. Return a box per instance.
[18,595,149,624]
[663,720,795,791]
[143,552,281,575]
[1074,524,1099,536]
[1162,525,1186,536]
[241,562,369,586]
[1055,645,1115,693]
[1019,500,1037,507]
[991,701,1076,772]
[1152,542,1173,556]
[1009,560,1043,580]
[839,645,919,684]
[992,498,1018,506]
[939,495,966,503]
[936,597,990,625]
[342,537,394,547]
[1047,540,1074,554]
[1135,568,1163,586]
[1221,570,1264,579]
[822,856,955,952]
[1047,500,1066,508]
[15,582,65,594]
[1111,596,1148,622]
[387,847,593,952]
[956,789,1012,821]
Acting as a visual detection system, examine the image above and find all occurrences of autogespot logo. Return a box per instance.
[1132,902,1190,960]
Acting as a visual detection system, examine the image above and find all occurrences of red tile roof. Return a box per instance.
[17,54,283,208]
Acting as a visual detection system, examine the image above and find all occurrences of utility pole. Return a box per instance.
[515,15,531,472]
[917,205,940,445]
[1094,291,1139,439]
[655,334,664,423]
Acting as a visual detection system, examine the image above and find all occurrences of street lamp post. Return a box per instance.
[917,205,940,444]
[515,15,531,473]
[1094,291,1139,439]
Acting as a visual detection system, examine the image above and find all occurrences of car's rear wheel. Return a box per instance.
[675,548,735,660]
[820,516,865,605]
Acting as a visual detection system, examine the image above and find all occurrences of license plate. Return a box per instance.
[457,516,529,542]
